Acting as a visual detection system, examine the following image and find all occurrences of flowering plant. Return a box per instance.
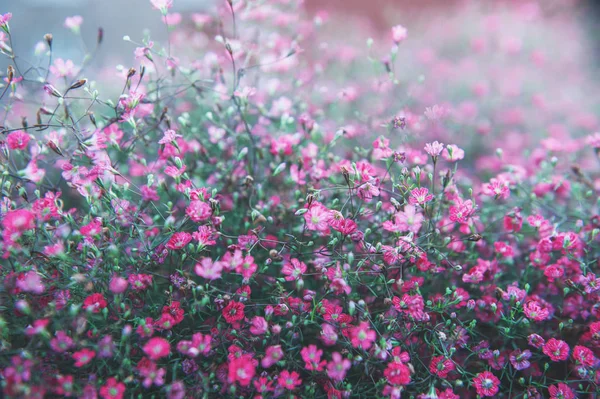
[0,1,599,398]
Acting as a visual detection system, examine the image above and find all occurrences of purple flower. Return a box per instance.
[509,349,531,370]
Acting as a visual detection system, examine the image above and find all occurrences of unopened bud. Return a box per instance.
[88,112,97,127]
[43,84,62,98]
[97,27,104,45]
[44,33,53,48]
[7,65,13,83]
[68,79,87,90]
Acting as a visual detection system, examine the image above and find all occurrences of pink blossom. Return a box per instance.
[327,352,351,382]
[64,15,83,31]
[194,258,223,280]
[424,141,444,157]
[392,25,408,43]
[6,130,30,150]
[409,187,434,206]
[17,271,45,294]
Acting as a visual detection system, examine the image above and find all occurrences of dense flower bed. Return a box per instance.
[0,0,599,398]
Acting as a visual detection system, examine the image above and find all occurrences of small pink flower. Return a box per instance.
[6,130,30,150]
[186,200,212,222]
[350,321,376,350]
[64,15,83,31]
[109,275,129,294]
[150,0,173,13]
[392,24,408,43]
[278,370,302,390]
[472,371,500,397]
[158,129,182,144]
[327,352,351,382]
[442,144,465,161]
[49,58,76,78]
[543,338,569,362]
[249,316,268,335]
[0,13,12,27]
[281,258,307,282]
[17,271,45,294]
[261,345,284,368]
[301,345,325,371]
[166,232,192,250]
[164,165,186,178]
[409,187,433,206]
[143,337,171,360]
[73,348,96,367]
[424,141,444,157]
[194,258,223,280]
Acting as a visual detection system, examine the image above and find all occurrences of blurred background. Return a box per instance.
[2,0,599,72]
[2,0,213,63]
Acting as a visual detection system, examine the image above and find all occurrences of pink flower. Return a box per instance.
[6,130,30,150]
[83,293,107,313]
[179,333,212,358]
[281,258,307,281]
[383,205,423,233]
[543,338,569,361]
[73,348,96,367]
[222,301,245,324]
[384,361,411,385]
[192,225,217,246]
[442,144,465,161]
[99,377,125,399]
[228,354,255,387]
[25,318,50,336]
[235,253,257,279]
[261,345,284,368]
[327,352,351,382]
[572,345,595,366]
[143,337,171,360]
[164,165,186,178]
[409,187,433,206]
[429,356,455,378]
[548,383,575,399]
[166,232,192,250]
[278,370,302,390]
[392,24,408,43]
[472,371,500,397]
[186,200,212,222]
[49,58,76,78]
[424,141,444,157]
[158,129,182,144]
[64,15,83,31]
[320,323,338,346]
[424,104,449,121]
[523,300,550,322]
[2,209,35,232]
[194,258,223,280]
[304,202,332,233]
[109,275,129,294]
[162,13,182,25]
[350,321,376,350]
[486,178,510,199]
[150,0,173,12]
[50,331,74,353]
[249,316,268,335]
[16,271,45,294]
[301,345,325,371]
[329,212,359,234]
[0,13,12,27]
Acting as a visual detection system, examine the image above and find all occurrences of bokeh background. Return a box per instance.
[3,0,599,73]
